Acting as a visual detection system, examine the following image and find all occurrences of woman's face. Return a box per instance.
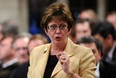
[45,19,70,45]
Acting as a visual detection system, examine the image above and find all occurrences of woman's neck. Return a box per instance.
[50,41,67,55]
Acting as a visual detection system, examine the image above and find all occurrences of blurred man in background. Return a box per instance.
[12,32,32,64]
[74,19,93,43]
[106,11,116,30]
[79,9,98,24]
[10,34,48,78]
[78,36,103,78]
[0,35,18,78]
[92,21,116,78]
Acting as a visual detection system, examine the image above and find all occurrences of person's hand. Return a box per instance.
[56,52,81,78]
[56,52,70,73]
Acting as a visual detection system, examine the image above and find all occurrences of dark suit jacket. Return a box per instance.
[0,61,2,69]
[0,62,18,78]
[112,46,116,61]
[10,62,29,78]
[100,46,116,78]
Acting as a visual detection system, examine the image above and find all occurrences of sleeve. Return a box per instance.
[79,49,96,78]
[27,49,34,78]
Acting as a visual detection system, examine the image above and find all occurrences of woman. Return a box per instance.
[28,2,96,78]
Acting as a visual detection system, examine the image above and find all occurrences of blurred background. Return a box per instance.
[0,0,116,78]
[0,0,115,33]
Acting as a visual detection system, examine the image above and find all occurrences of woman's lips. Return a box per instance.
[55,36,61,40]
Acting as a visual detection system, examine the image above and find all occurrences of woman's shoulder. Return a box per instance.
[67,39,93,56]
[74,44,93,56]
[30,43,50,55]
[76,44,90,51]
[35,43,50,49]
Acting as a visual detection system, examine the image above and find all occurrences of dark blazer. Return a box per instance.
[10,62,29,78]
[100,46,116,78]
[0,62,18,78]
[112,46,116,61]
[0,61,2,69]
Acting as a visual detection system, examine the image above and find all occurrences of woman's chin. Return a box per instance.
[53,40,62,45]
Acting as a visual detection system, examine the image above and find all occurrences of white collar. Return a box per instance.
[107,42,116,60]
[95,62,100,78]
[2,58,18,68]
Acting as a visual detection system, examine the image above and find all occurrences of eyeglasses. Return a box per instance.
[47,23,68,30]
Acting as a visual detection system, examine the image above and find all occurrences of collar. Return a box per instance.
[2,58,18,68]
[107,42,116,60]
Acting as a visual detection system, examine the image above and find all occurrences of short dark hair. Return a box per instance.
[0,35,15,48]
[29,34,48,44]
[1,24,19,37]
[73,18,95,31]
[78,36,103,56]
[92,21,116,40]
[12,32,32,48]
[41,2,73,31]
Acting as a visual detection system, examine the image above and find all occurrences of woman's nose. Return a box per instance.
[55,27,61,33]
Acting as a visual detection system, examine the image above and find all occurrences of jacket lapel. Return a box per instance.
[51,61,62,77]
[36,44,51,78]
[51,39,76,77]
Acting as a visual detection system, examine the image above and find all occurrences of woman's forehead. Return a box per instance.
[48,17,67,23]
[48,20,67,25]
[51,15,67,20]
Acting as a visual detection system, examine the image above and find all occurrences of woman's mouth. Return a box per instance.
[55,36,61,41]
